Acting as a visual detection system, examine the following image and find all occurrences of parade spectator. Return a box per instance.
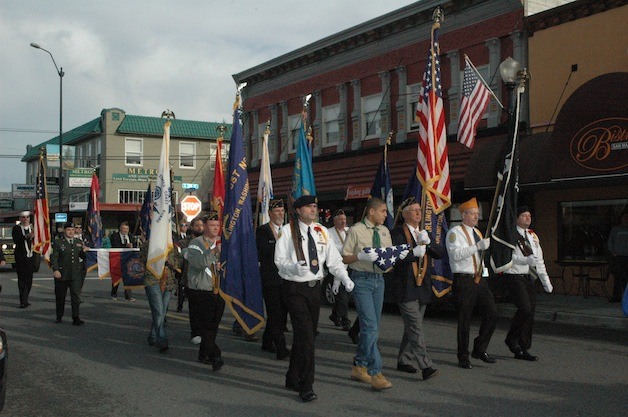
[110,221,135,301]
[327,209,352,331]
[13,210,36,308]
[275,195,352,402]
[174,221,190,313]
[608,210,628,303]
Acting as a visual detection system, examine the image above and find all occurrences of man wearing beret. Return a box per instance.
[445,198,497,369]
[13,210,37,308]
[503,206,553,361]
[256,198,290,360]
[275,195,353,402]
[51,222,89,325]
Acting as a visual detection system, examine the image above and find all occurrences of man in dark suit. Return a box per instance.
[391,197,442,380]
[256,199,290,360]
[174,221,190,313]
[12,210,37,308]
[109,221,135,301]
[51,222,89,325]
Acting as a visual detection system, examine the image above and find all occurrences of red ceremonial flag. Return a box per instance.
[414,20,451,214]
[33,153,51,263]
[458,58,491,149]
[212,135,226,221]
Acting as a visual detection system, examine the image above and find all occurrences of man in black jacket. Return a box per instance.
[256,199,290,360]
[12,211,37,308]
[391,198,442,380]
[109,221,135,301]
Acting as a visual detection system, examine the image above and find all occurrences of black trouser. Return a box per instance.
[176,284,186,311]
[283,280,320,393]
[330,274,351,326]
[453,274,496,361]
[262,284,288,350]
[505,274,536,350]
[611,256,628,300]
[187,289,225,361]
[16,259,35,306]
[111,282,132,300]
[55,278,82,319]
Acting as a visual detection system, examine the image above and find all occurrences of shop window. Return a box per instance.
[118,189,178,204]
[559,198,628,261]
[179,142,196,169]
[362,94,382,140]
[125,138,142,166]
[322,105,340,146]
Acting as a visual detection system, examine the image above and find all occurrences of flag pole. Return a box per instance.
[464,54,505,110]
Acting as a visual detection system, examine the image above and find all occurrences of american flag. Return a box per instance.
[458,60,491,149]
[364,244,411,272]
[33,154,51,262]
[414,22,451,215]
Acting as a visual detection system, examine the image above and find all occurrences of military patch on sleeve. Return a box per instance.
[448,233,456,243]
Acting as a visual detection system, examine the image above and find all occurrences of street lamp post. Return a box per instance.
[30,42,64,210]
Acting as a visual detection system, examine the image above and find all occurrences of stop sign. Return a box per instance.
[180,195,202,221]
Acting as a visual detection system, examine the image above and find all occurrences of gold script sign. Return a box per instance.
[570,117,628,172]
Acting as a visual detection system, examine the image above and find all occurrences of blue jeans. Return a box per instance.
[145,285,172,348]
[351,271,385,375]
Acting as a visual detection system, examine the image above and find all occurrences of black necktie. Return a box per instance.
[307,227,319,274]
[473,230,481,243]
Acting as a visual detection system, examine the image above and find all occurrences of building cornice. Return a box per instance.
[525,0,626,33]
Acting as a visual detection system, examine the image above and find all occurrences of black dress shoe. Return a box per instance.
[261,344,277,353]
[158,345,169,353]
[27,302,32,306]
[244,333,259,342]
[505,341,524,356]
[285,381,299,392]
[459,360,473,369]
[329,314,342,327]
[276,347,291,361]
[471,352,496,363]
[299,390,317,402]
[422,367,439,380]
[212,356,224,372]
[342,322,351,331]
[515,350,539,361]
[19,304,27,309]
[198,355,212,365]
[72,318,85,326]
[396,363,418,374]
[55,317,63,324]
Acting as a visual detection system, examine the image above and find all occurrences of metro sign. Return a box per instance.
[180,195,202,221]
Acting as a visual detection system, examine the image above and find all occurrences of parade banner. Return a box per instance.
[93,248,144,288]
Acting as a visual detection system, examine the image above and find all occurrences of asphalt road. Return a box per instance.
[1,267,626,417]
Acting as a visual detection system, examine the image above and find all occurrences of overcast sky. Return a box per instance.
[0,0,414,191]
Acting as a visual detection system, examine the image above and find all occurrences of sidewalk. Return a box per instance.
[496,293,627,331]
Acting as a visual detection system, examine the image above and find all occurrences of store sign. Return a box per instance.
[69,168,94,188]
[345,185,371,200]
[113,171,182,183]
[570,117,628,172]
[12,184,35,199]
[0,192,11,199]
[0,200,12,209]
[55,213,68,223]
[69,202,89,212]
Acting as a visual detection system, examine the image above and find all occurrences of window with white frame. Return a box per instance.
[125,138,142,166]
[77,145,84,168]
[407,83,422,131]
[209,142,229,170]
[288,114,304,154]
[96,139,102,166]
[118,189,178,204]
[362,95,382,139]
[86,142,93,167]
[179,142,196,169]
[322,105,340,146]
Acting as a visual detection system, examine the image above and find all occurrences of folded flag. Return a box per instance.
[364,244,411,271]
[92,248,144,288]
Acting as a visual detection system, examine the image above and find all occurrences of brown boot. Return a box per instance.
[350,365,372,383]
[371,373,392,391]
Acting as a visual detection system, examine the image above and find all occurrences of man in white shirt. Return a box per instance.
[327,209,352,330]
[445,197,497,369]
[275,195,353,402]
[502,206,553,361]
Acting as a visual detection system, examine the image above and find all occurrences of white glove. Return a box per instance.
[357,249,378,262]
[399,249,410,260]
[332,277,341,295]
[476,238,490,251]
[343,278,355,292]
[332,276,355,294]
[539,275,553,293]
[417,230,431,245]
[526,255,538,266]
[412,245,426,258]
[292,262,310,276]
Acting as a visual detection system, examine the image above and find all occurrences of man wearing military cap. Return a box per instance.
[275,195,353,402]
[51,222,90,325]
[13,210,36,308]
[445,197,497,369]
[256,198,290,360]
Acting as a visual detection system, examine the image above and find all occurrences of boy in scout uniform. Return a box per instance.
[51,222,89,325]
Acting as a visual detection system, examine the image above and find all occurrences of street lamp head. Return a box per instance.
[499,57,522,84]
[30,42,42,49]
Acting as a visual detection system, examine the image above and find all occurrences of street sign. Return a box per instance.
[69,202,89,212]
[180,195,202,221]
[182,183,199,190]
[55,213,68,223]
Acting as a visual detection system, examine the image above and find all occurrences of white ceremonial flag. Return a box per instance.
[146,120,174,279]
[257,125,273,225]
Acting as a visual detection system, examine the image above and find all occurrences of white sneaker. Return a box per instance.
[111,297,118,301]
[126,297,136,302]
[191,336,202,345]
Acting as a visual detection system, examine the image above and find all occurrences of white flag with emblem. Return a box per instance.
[147,120,174,279]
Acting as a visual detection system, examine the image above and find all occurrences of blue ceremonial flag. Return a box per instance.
[140,183,153,240]
[220,100,265,334]
[369,140,394,230]
[403,163,453,298]
[364,244,411,271]
[291,113,316,199]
